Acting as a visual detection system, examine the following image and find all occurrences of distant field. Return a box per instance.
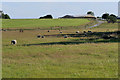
[91,23,118,31]
[2,20,119,78]
[2,19,90,28]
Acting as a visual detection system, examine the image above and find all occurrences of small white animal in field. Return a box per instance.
[11,40,17,45]
[83,31,86,33]
[60,31,62,33]
[84,33,87,36]
[41,36,45,38]
[64,35,68,38]
[37,35,41,38]
[76,31,80,33]
[88,31,92,33]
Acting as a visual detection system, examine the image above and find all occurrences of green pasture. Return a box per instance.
[2,19,119,78]
[91,23,118,32]
[2,19,90,28]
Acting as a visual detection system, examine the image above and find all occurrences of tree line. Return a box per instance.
[1,13,11,19]
[38,11,117,23]
[87,11,117,23]
[102,13,117,23]
[0,11,117,23]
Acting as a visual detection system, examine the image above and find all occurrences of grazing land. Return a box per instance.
[2,19,91,28]
[2,19,119,78]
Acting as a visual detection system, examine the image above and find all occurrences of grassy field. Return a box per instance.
[90,23,118,32]
[2,19,119,78]
[2,19,91,28]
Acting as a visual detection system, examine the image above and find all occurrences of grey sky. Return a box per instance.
[2,0,119,2]
[2,2,118,19]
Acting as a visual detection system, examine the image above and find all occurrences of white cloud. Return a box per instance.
[2,0,119,2]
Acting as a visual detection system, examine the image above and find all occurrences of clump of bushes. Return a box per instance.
[1,13,10,19]
[39,15,53,19]
[102,13,117,23]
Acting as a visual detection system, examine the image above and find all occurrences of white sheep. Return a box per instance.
[37,35,41,38]
[41,36,45,38]
[60,31,62,33]
[76,31,80,33]
[64,35,68,38]
[83,31,86,33]
[88,31,92,33]
[11,40,17,45]
[84,33,87,36]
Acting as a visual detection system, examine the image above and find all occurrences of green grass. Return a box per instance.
[2,19,119,78]
[3,43,118,78]
[90,23,118,32]
[2,19,90,28]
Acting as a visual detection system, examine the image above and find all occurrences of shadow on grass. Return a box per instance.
[23,38,120,46]
[45,31,120,38]
[22,31,120,46]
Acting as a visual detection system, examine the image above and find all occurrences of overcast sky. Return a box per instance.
[2,2,118,19]
[1,0,119,2]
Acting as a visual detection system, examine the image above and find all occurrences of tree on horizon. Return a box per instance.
[87,11,95,16]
